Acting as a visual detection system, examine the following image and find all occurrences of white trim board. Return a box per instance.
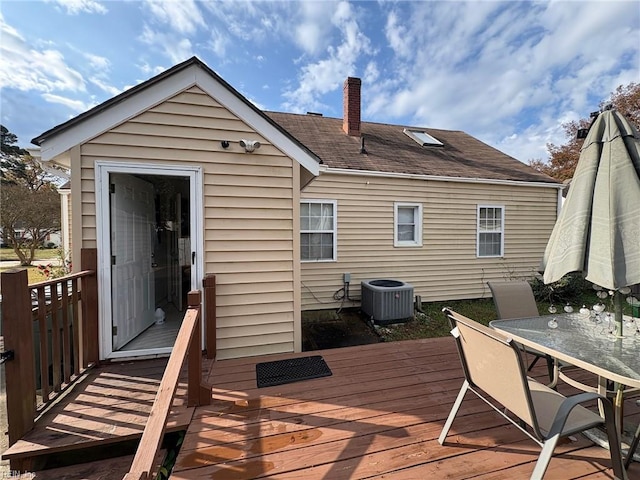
[38,63,320,177]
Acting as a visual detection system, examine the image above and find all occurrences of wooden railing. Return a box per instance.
[123,290,211,480]
[1,248,99,447]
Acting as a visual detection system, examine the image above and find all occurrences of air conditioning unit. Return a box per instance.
[361,279,414,324]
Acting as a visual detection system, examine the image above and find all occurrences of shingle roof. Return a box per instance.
[266,112,557,184]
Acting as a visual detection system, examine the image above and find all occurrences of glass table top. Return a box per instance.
[490,313,640,387]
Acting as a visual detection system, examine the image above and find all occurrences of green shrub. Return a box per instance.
[530,272,590,304]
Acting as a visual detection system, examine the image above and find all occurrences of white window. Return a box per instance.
[301,200,337,261]
[394,203,423,247]
[477,205,504,257]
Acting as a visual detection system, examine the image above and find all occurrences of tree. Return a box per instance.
[529,82,640,181]
[0,126,61,265]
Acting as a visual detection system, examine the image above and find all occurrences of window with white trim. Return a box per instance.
[301,200,337,261]
[477,205,504,257]
[394,203,423,247]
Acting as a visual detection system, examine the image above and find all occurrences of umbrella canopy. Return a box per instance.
[541,108,640,291]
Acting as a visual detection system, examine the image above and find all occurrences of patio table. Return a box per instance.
[491,313,640,466]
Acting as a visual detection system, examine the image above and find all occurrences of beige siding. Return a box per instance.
[77,86,299,360]
[300,173,559,309]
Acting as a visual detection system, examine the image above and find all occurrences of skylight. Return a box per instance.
[403,128,443,147]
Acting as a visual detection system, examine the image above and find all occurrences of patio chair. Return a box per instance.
[439,308,625,480]
[488,281,555,383]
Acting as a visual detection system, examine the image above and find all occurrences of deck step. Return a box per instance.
[2,358,197,472]
[31,450,166,480]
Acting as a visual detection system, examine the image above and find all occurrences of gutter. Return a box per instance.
[319,166,563,190]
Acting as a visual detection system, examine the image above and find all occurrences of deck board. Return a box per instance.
[174,337,640,480]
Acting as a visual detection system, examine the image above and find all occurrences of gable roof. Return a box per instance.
[266,112,558,185]
[33,57,320,176]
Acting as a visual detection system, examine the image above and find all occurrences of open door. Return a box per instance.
[110,173,156,350]
[97,163,202,359]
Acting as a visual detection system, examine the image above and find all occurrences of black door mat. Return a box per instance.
[256,355,332,388]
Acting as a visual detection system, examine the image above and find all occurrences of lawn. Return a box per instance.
[0,247,59,262]
[365,289,634,343]
[0,265,48,283]
[0,247,60,283]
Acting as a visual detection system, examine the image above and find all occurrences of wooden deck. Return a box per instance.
[3,337,640,478]
[173,338,640,479]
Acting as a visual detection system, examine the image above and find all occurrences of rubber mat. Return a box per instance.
[256,355,332,388]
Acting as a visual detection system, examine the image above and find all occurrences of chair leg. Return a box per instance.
[625,422,640,469]
[531,434,560,480]
[438,380,469,445]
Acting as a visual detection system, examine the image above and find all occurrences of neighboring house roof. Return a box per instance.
[32,57,321,176]
[267,112,557,184]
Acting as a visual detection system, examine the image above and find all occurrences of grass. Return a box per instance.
[0,247,61,283]
[378,298,497,342]
[361,290,636,343]
[0,247,59,262]
[0,265,48,283]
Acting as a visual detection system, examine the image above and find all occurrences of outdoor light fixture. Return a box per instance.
[239,139,261,153]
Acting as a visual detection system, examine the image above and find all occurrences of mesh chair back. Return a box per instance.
[448,310,537,429]
[488,281,539,319]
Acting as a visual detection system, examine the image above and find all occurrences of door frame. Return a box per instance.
[95,161,204,360]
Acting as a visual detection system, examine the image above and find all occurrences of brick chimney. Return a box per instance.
[343,77,361,136]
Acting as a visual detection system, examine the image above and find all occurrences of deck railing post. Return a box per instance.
[80,248,99,367]
[187,290,207,407]
[203,274,216,359]
[1,269,36,446]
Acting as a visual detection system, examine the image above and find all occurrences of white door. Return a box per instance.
[110,173,156,350]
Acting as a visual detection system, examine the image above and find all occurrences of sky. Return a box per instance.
[1,0,638,164]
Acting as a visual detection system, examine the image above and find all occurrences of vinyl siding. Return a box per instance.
[77,86,299,359]
[300,172,559,309]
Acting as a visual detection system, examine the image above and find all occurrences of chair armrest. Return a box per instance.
[546,392,606,439]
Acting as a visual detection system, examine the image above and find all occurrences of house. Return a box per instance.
[33,57,561,361]
[268,78,562,310]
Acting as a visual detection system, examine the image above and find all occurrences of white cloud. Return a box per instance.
[50,0,107,15]
[137,61,167,78]
[89,76,121,96]
[143,0,205,35]
[139,25,193,64]
[294,2,335,55]
[209,28,230,58]
[384,11,410,59]
[283,1,373,113]
[201,1,291,44]
[0,16,85,93]
[42,93,92,112]
[83,52,110,71]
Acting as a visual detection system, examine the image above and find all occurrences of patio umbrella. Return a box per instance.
[540,107,640,336]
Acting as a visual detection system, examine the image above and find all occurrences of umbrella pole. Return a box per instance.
[614,290,624,337]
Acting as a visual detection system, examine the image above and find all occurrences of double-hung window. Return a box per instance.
[394,203,423,247]
[477,205,504,257]
[301,200,337,261]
